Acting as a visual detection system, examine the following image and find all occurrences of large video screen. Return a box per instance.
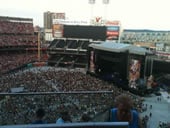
[129,59,141,88]
[63,25,107,40]
[89,51,95,72]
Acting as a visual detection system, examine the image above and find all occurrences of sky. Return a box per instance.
[0,0,170,30]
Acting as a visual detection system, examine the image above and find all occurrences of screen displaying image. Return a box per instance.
[89,51,95,72]
[129,59,141,88]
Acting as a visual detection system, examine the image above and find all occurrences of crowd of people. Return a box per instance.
[0,67,144,125]
[0,35,38,47]
[0,53,48,74]
[0,53,36,74]
[0,17,38,48]
[1,16,168,127]
[0,20,34,34]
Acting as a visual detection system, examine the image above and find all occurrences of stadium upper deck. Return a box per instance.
[0,16,37,47]
[0,16,48,74]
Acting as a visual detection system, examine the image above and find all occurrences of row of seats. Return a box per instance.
[48,54,87,68]
[49,39,91,50]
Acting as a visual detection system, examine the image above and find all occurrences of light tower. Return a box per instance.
[102,0,109,21]
[89,0,95,22]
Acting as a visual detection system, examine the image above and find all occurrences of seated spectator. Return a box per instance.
[80,113,92,122]
[31,108,47,124]
[110,94,143,128]
[56,111,72,124]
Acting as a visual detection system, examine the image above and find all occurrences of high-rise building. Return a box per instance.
[44,11,53,29]
[43,11,65,42]
[44,11,65,29]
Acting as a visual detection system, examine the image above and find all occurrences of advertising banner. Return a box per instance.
[106,26,119,31]
[52,24,63,37]
[106,31,119,36]
[105,20,120,40]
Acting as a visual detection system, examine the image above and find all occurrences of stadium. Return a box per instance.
[0,16,170,128]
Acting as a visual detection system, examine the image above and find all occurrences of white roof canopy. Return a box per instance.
[89,41,152,55]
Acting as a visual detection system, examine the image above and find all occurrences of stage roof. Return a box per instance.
[89,42,152,55]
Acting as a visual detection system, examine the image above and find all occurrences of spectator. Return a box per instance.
[110,94,143,128]
[80,113,92,122]
[56,111,72,124]
[31,108,47,124]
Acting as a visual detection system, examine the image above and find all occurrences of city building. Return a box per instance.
[43,11,65,42]
[44,11,52,29]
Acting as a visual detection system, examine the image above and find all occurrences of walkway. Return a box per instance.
[140,91,170,128]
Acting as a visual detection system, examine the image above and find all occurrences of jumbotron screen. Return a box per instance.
[63,25,107,41]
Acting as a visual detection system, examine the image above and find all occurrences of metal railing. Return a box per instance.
[0,122,129,128]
